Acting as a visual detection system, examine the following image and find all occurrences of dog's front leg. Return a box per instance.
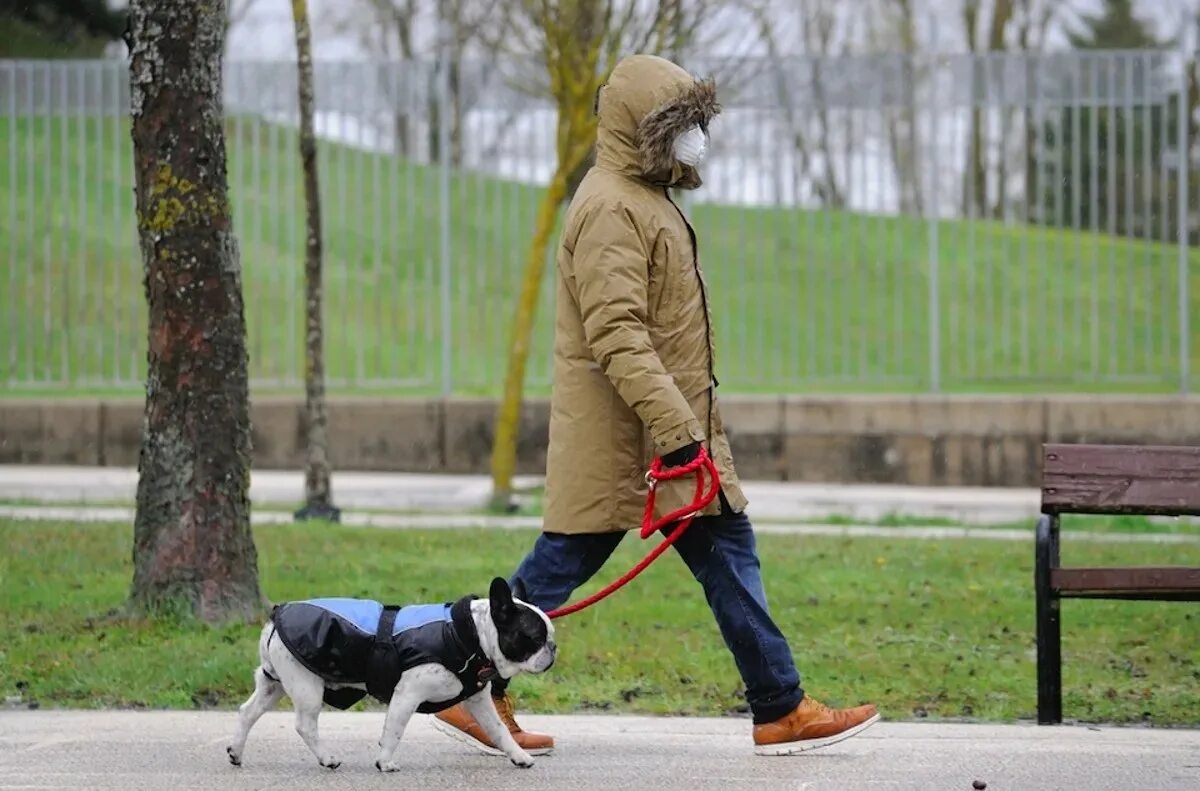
[374,676,426,773]
[463,687,534,768]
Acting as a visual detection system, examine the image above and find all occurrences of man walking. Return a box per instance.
[434,53,879,756]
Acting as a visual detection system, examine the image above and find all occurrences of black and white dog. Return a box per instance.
[227,577,556,772]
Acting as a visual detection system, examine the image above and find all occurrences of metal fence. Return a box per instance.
[1,49,1196,396]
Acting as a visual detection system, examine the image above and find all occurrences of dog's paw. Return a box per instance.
[509,752,535,769]
[226,746,242,767]
[375,759,401,773]
[319,756,341,771]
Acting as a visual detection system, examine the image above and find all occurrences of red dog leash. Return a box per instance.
[545,447,721,620]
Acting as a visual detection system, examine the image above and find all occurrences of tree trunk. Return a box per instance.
[291,0,338,523]
[127,0,263,623]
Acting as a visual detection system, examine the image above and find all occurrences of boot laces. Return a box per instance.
[805,697,835,715]
[494,694,520,729]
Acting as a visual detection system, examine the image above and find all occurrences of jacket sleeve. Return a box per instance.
[569,202,704,455]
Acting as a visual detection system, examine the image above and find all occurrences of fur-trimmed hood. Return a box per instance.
[594,54,721,190]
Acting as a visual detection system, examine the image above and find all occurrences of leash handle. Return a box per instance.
[639,448,721,540]
[545,447,721,620]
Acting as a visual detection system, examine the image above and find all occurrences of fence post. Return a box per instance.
[1180,41,1192,396]
[927,51,942,393]
[437,42,453,399]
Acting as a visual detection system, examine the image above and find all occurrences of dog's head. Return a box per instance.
[473,577,557,679]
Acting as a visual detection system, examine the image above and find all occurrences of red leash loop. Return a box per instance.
[545,447,721,620]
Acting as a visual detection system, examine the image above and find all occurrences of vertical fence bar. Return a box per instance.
[927,54,941,393]
[1070,56,1082,373]
[416,62,432,387]
[1123,54,1135,379]
[880,61,898,379]
[6,63,17,383]
[437,46,453,398]
[804,61,818,381]
[1141,52,1154,373]
[1089,57,1100,378]
[287,65,301,388]
[1106,57,1118,379]
[999,56,1013,377]
[1180,46,1191,394]
[1160,57,1171,377]
[966,55,978,381]
[387,64,402,383]
[353,66,368,385]
[58,63,69,384]
[77,63,90,384]
[28,63,39,383]
[109,61,124,385]
[1053,58,1065,369]
[372,71,385,384]
[90,63,103,384]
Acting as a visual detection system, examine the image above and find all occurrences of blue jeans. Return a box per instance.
[495,497,805,725]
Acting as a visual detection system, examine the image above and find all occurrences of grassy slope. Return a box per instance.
[2,115,1198,395]
[2,519,1197,725]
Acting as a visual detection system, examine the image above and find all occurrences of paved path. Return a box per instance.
[1,711,1197,790]
[0,464,1045,524]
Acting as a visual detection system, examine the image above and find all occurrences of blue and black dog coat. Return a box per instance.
[269,595,497,713]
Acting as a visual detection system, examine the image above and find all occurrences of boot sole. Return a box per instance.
[753,712,881,756]
[430,715,555,757]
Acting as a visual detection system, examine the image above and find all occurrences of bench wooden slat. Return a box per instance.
[1051,566,1200,595]
[1041,443,1200,515]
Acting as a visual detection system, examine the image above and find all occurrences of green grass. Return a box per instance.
[1,112,1198,396]
[2,518,1198,725]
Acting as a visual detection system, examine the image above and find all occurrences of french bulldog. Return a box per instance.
[227,577,556,772]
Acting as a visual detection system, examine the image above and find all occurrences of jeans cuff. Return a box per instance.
[750,688,805,724]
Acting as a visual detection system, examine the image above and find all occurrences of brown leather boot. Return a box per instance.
[431,694,555,756]
[752,696,880,755]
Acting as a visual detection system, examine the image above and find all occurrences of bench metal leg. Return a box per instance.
[1035,513,1062,724]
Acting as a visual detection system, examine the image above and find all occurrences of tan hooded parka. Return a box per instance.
[542,53,748,536]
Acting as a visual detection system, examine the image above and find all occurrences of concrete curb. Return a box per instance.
[4,504,1198,544]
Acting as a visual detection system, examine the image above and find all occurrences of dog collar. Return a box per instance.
[448,595,498,691]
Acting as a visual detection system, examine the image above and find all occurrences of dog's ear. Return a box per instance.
[489,576,516,621]
[511,577,529,603]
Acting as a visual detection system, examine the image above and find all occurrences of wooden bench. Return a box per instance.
[1035,443,1200,725]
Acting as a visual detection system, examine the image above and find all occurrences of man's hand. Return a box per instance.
[661,441,702,469]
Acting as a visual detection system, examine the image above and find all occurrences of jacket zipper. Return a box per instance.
[664,189,717,446]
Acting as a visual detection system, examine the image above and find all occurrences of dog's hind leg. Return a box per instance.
[227,666,283,767]
[264,637,342,770]
[287,673,340,769]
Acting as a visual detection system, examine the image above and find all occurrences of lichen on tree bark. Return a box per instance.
[127,0,264,623]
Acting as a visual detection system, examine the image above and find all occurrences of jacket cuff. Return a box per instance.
[653,418,706,456]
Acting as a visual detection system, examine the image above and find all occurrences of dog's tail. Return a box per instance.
[257,621,280,683]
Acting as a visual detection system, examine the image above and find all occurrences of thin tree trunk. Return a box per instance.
[291,0,338,523]
[127,0,263,623]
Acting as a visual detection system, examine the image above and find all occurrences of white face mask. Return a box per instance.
[673,125,708,168]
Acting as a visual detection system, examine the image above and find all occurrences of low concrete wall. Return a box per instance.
[3,394,1199,487]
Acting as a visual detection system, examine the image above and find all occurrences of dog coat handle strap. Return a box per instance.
[376,604,400,642]
[365,605,402,702]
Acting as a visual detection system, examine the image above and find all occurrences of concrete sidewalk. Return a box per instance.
[0,464,1044,524]
[6,504,1200,546]
[1,710,1197,791]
